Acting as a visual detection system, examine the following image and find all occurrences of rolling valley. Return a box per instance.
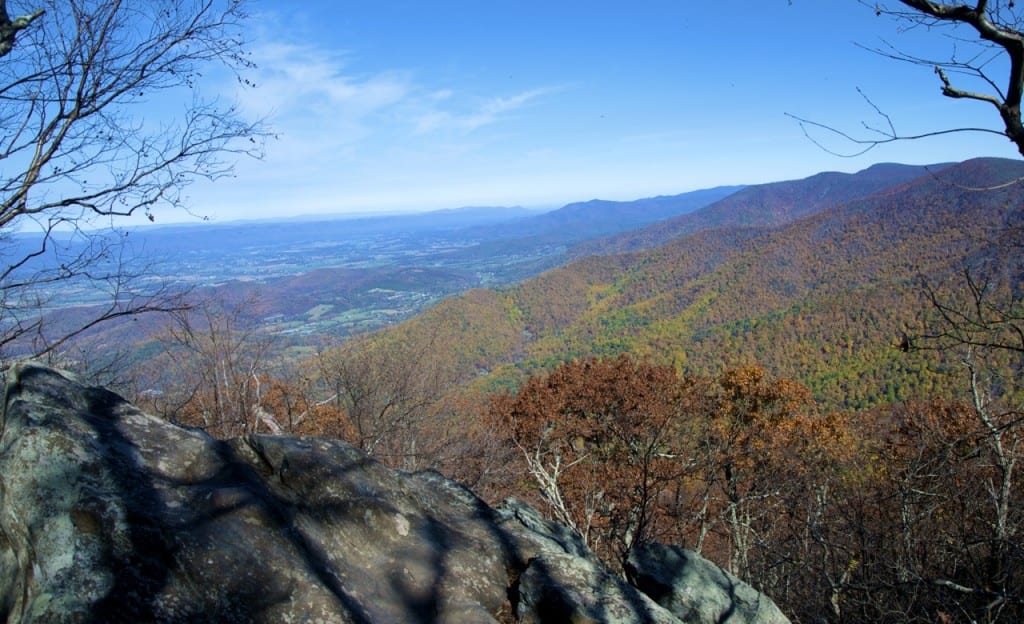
[7,184,741,358]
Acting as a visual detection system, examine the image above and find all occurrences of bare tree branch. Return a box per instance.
[890,1,1024,153]
[786,96,1003,159]
[0,1,266,361]
[795,2,1024,157]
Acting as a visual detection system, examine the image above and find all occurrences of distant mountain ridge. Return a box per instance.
[463,185,745,244]
[573,162,951,256]
[26,188,744,273]
[111,186,744,261]
[550,187,747,223]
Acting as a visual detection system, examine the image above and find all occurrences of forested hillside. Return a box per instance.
[378,157,1022,409]
[262,156,1022,623]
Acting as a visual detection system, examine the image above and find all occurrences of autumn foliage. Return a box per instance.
[488,357,819,570]
[487,356,1023,622]
[489,356,697,566]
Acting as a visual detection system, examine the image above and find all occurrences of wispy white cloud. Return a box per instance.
[202,27,568,220]
[235,39,561,167]
[411,86,561,134]
[240,42,411,145]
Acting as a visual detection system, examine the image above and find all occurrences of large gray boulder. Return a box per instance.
[0,363,789,623]
[625,543,790,624]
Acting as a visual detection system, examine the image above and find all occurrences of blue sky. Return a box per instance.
[179,1,1022,223]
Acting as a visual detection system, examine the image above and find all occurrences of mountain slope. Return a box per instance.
[381,157,1024,409]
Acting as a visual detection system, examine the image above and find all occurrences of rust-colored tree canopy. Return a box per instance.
[483,354,1022,621]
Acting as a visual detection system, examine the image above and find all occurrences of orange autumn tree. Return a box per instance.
[490,355,700,567]
[490,357,843,574]
[693,365,817,576]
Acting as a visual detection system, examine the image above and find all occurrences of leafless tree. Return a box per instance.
[885,1,1024,154]
[314,327,462,471]
[790,1,1024,158]
[0,0,263,362]
[140,295,280,438]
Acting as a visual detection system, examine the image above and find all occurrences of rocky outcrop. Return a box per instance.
[626,543,790,624]
[0,363,789,623]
